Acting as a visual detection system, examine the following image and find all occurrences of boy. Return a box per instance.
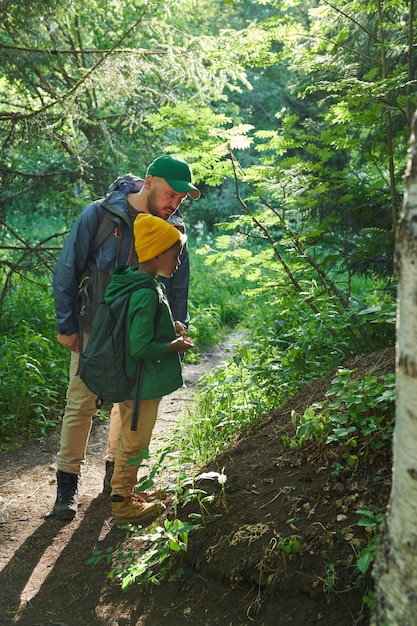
[107,213,193,525]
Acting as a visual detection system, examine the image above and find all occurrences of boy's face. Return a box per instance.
[145,177,187,221]
[156,242,183,278]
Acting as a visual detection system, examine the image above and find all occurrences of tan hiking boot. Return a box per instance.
[134,488,167,502]
[111,494,164,526]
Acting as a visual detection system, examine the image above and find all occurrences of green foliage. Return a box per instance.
[353,506,385,607]
[185,304,224,362]
[185,182,243,233]
[276,534,301,555]
[108,518,196,589]
[1,0,406,433]
[2,0,413,314]
[189,0,414,306]
[87,449,229,589]
[355,507,384,575]
[0,282,68,448]
[0,0,260,293]
[319,551,340,598]
[87,517,198,588]
[176,355,267,465]
[286,370,395,469]
[172,240,396,467]
[184,239,253,361]
[0,328,62,445]
[105,469,227,589]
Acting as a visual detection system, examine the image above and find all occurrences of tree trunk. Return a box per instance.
[371,111,417,624]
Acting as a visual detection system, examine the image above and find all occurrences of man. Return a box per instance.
[52,155,200,521]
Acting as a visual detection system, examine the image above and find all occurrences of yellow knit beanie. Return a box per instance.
[134,214,181,262]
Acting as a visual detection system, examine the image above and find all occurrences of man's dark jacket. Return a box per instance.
[53,178,189,336]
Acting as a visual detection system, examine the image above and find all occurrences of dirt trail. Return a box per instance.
[0,338,234,618]
[0,344,394,626]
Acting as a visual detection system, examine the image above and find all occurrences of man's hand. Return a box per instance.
[57,333,80,353]
[174,321,188,339]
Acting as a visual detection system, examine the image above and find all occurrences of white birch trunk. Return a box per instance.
[371,111,417,625]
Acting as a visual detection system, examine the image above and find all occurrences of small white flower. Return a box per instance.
[218,473,227,485]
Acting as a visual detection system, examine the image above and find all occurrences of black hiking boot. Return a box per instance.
[103,460,114,495]
[53,471,79,520]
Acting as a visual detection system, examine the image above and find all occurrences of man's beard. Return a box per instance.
[146,187,171,219]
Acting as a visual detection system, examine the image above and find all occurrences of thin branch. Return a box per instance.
[0,2,151,121]
[299,35,379,66]
[376,0,397,228]
[322,0,379,43]
[406,0,415,135]
[0,246,63,251]
[0,217,64,271]
[0,42,166,55]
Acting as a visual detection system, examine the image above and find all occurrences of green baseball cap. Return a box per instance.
[146,155,200,200]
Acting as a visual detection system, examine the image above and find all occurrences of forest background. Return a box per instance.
[0,0,415,619]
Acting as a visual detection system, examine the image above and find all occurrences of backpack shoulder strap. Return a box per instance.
[129,282,163,339]
[141,282,163,331]
[92,201,124,253]
[130,282,163,432]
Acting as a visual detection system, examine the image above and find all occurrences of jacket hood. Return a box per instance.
[105,265,158,303]
[107,175,144,195]
[103,175,143,220]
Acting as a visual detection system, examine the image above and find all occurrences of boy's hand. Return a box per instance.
[168,336,194,353]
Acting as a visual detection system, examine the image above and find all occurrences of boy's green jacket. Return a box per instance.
[105,265,183,401]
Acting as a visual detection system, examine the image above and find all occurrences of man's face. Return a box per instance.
[146,177,187,220]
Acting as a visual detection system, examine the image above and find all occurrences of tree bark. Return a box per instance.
[371,110,417,624]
